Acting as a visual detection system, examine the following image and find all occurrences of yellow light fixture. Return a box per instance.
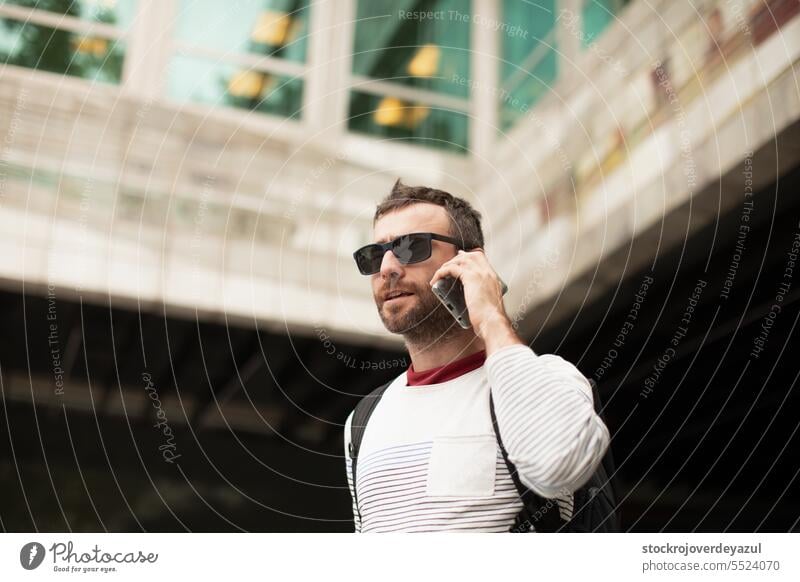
[407,44,440,77]
[374,96,406,126]
[252,11,291,46]
[373,98,430,128]
[72,36,108,56]
[228,71,265,99]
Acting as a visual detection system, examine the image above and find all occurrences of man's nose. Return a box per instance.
[379,249,404,279]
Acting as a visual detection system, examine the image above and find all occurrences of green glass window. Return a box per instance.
[348,0,471,153]
[168,55,303,119]
[349,91,468,152]
[582,0,630,47]
[168,0,309,119]
[499,0,558,131]
[0,0,134,84]
[174,0,309,63]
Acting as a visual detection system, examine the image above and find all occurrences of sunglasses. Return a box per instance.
[353,232,464,275]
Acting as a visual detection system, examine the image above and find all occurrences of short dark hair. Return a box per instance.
[374,179,485,249]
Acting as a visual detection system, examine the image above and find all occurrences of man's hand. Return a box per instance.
[429,249,524,355]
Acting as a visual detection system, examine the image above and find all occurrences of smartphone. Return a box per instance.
[431,276,508,329]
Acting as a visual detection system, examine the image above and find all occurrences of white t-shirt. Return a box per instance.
[344,344,610,532]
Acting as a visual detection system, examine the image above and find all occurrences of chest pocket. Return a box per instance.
[426,434,497,497]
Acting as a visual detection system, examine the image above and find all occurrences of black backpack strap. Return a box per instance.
[490,377,614,532]
[581,379,620,503]
[583,379,622,532]
[348,380,393,524]
[489,392,566,532]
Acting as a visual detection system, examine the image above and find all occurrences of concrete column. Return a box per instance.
[470,0,501,164]
[556,0,583,89]
[304,0,356,142]
[122,0,178,100]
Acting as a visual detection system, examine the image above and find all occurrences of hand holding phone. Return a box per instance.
[431,276,508,329]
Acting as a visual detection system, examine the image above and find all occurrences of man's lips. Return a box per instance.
[382,290,415,303]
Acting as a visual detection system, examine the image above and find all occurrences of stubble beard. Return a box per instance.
[377,284,462,346]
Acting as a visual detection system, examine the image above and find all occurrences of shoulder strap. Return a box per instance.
[348,380,393,524]
[490,377,608,533]
[589,380,620,506]
[489,393,566,532]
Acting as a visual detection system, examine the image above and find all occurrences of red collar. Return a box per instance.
[406,350,487,386]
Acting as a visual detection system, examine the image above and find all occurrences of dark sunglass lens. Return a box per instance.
[356,245,384,274]
[393,234,431,265]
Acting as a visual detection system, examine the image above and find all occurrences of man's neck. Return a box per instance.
[404,329,486,373]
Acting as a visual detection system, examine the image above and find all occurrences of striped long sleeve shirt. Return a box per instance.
[343,344,610,532]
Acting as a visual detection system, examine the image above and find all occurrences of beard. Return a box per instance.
[376,282,462,345]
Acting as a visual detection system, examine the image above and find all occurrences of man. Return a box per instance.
[344,180,610,532]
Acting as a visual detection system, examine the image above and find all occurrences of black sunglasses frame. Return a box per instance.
[353,232,465,275]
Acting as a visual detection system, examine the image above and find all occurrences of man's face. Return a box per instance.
[370,203,460,343]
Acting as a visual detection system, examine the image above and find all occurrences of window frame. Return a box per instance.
[0,1,130,84]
